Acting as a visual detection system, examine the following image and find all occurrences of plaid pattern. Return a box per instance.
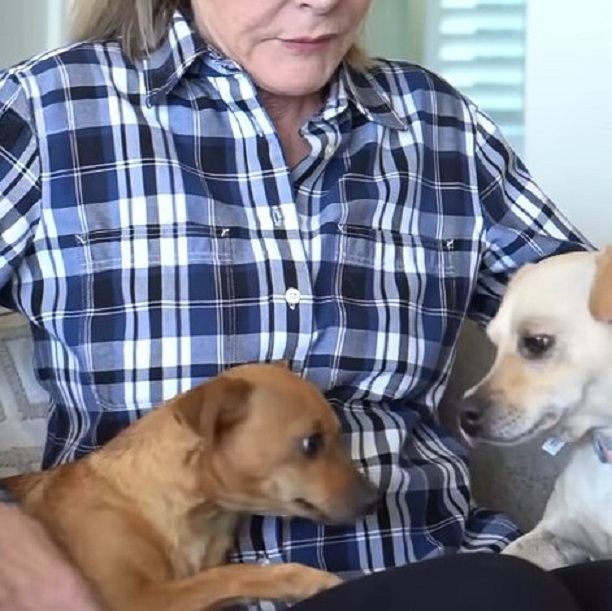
[0,10,587,598]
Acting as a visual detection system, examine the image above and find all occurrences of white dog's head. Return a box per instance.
[459,248,612,445]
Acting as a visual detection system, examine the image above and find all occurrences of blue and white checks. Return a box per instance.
[0,9,587,600]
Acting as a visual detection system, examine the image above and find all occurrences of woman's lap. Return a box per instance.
[292,554,612,611]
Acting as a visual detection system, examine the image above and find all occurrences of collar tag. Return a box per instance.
[542,437,568,456]
[593,431,612,464]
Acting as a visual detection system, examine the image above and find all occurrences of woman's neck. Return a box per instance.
[259,89,324,168]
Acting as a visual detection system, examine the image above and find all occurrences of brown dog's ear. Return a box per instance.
[589,247,612,322]
[174,376,252,445]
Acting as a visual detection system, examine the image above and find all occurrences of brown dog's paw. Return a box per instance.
[276,564,343,601]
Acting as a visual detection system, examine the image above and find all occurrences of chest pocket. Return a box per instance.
[339,224,455,270]
[337,223,458,298]
[74,223,234,411]
[332,224,463,398]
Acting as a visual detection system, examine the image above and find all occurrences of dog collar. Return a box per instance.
[542,431,612,464]
[541,436,567,456]
[593,430,612,464]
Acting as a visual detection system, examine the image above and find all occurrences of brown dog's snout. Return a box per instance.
[351,474,380,518]
[458,393,490,438]
[326,472,380,524]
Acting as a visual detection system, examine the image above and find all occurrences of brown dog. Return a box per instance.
[2,363,378,611]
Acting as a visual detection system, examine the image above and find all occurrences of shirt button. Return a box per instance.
[285,287,301,310]
[324,143,335,159]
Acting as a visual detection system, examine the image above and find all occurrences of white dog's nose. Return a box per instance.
[458,395,487,438]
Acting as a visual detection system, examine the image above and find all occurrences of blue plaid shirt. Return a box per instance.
[0,10,586,598]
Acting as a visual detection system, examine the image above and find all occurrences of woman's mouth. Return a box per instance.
[280,35,335,53]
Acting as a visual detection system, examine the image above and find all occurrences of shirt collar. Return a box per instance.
[144,10,235,106]
[144,11,409,132]
[339,63,409,131]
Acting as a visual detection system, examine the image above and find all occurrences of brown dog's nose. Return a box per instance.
[458,394,487,438]
[359,481,380,515]
[323,473,381,525]
[352,476,381,518]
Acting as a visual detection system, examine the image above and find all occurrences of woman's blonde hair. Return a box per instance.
[71,0,368,69]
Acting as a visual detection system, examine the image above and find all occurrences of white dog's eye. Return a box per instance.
[519,334,556,359]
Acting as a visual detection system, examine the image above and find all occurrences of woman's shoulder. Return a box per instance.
[1,39,133,97]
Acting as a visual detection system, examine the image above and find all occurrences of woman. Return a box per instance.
[0,0,606,609]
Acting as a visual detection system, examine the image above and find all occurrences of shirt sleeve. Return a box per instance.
[0,71,42,294]
[468,105,591,326]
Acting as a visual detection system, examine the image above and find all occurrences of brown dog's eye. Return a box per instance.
[301,433,324,458]
[519,334,556,359]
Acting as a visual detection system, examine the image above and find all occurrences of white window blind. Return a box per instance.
[426,0,527,155]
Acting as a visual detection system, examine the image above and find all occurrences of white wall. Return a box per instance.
[524,0,612,247]
[0,0,68,69]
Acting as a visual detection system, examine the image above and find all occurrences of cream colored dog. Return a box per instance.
[458,247,612,569]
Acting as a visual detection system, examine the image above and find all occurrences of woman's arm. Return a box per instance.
[468,106,591,326]
[0,71,101,611]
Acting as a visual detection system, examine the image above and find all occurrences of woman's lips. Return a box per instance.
[281,35,335,53]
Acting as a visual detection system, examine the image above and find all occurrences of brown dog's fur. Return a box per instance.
[1,363,377,611]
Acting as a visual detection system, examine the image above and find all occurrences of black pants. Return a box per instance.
[292,554,612,611]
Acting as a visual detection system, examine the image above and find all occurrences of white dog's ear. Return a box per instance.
[589,247,612,322]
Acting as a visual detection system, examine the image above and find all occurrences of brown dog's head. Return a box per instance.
[172,363,379,525]
[458,248,612,445]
